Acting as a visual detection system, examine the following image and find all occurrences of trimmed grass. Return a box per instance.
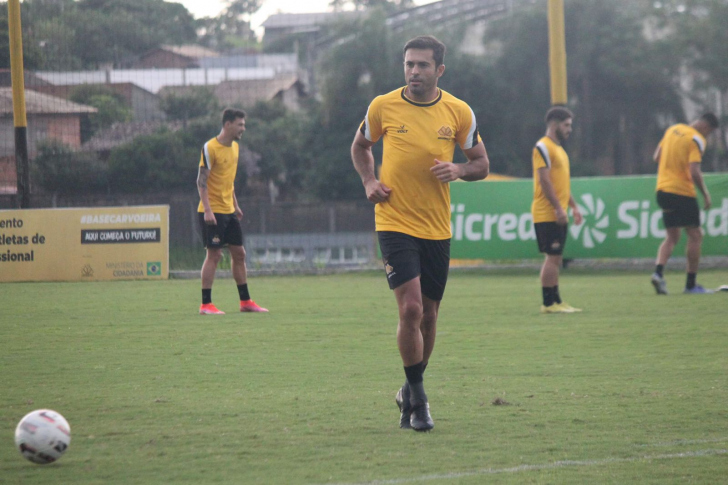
[1,270,727,484]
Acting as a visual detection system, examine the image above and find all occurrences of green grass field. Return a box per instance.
[1,270,727,484]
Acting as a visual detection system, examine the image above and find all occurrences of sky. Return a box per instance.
[178,0,437,35]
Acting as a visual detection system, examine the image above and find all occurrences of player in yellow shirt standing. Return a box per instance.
[532,107,583,314]
[650,113,719,295]
[351,35,489,431]
[197,108,268,314]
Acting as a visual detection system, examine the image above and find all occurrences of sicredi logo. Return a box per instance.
[450,197,728,243]
[570,194,609,248]
[617,197,728,239]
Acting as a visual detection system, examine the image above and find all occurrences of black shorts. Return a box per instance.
[377,231,450,301]
[657,191,700,228]
[534,222,568,255]
[198,212,243,249]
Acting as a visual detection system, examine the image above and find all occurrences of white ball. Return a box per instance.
[14,409,71,465]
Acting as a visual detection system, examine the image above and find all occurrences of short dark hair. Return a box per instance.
[545,106,574,124]
[403,35,446,66]
[222,108,246,125]
[700,112,719,129]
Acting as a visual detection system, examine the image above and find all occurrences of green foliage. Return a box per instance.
[19,0,197,69]
[31,139,108,194]
[107,129,198,193]
[69,85,132,136]
[159,87,220,123]
[243,101,312,197]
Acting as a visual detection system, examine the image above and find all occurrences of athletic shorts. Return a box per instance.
[534,222,568,255]
[657,190,700,228]
[198,212,243,249]
[377,231,450,301]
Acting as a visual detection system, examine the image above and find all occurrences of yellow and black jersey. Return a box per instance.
[656,123,705,198]
[531,136,571,223]
[360,87,482,240]
[197,137,238,214]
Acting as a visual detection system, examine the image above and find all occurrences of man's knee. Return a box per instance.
[206,249,223,264]
[686,228,703,244]
[399,299,423,325]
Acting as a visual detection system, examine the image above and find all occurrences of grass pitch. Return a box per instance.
[1,270,727,484]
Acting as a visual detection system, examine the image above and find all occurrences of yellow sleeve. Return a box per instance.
[360,96,383,143]
[199,143,213,169]
[533,141,550,170]
[456,104,481,150]
[688,135,704,164]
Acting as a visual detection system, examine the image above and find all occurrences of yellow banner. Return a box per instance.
[0,206,169,282]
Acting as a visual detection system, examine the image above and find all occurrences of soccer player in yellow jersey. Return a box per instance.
[351,35,490,431]
[197,108,268,315]
[532,107,583,314]
[650,113,719,295]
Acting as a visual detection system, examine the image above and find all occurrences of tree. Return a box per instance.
[69,85,132,139]
[159,87,220,126]
[32,140,108,194]
[197,0,262,51]
[107,129,199,193]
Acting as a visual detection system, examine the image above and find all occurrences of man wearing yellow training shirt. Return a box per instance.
[532,107,583,314]
[351,35,489,432]
[196,108,268,315]
[650,113,719,295]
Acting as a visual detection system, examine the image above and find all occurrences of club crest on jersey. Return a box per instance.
[437,126,454,140]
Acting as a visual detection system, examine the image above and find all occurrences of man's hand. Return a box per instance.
[204,209,217,226]
[430,159,461,183]
[364,179,392,204]
[572,207,583,225]
[234,206,244,220]
[555,207,568,226]
[703,193,712,211]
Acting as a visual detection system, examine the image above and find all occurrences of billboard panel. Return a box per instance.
[0,205,169,282]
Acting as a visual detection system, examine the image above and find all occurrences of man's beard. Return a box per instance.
[557,130,569,145]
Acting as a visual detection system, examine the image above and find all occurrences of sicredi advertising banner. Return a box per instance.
[450,174,728,259]
[0,205,169,282]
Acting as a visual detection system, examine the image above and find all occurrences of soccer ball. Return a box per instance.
[14,409,71,464]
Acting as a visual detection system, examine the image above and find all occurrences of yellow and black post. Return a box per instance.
[8,0,30,208]
[547,0,567,106]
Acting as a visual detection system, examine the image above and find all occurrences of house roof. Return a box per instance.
[159,45,220,59]
[0,88,97,115]
[34,67,278,95]
[261,12,359,29]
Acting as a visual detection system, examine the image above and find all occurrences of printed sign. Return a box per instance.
[0,205,169,282]
[450,174,728,259]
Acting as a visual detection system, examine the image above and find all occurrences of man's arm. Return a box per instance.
[568,194,583,225]
[689,162,711,210]
[232,188,243,220]
[653,145,662,164]
[537,167,568,225]
[351,130,391,203]
[430,142,489,183]
[197,166,217,225]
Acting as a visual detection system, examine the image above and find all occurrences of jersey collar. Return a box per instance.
[401,87,442,107]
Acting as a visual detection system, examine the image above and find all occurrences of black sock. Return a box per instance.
[404,362,424,385]
[553,285,562,304]
[237,284,250,301]
[655,264,664,278]
[686,273,696,289]
[202,289,212,305]
[542,287,555,307]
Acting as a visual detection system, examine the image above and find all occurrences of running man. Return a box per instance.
[197,108,268,314]
[651,113,719,295]
[351,35,490,431]
[532,106,583,314]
